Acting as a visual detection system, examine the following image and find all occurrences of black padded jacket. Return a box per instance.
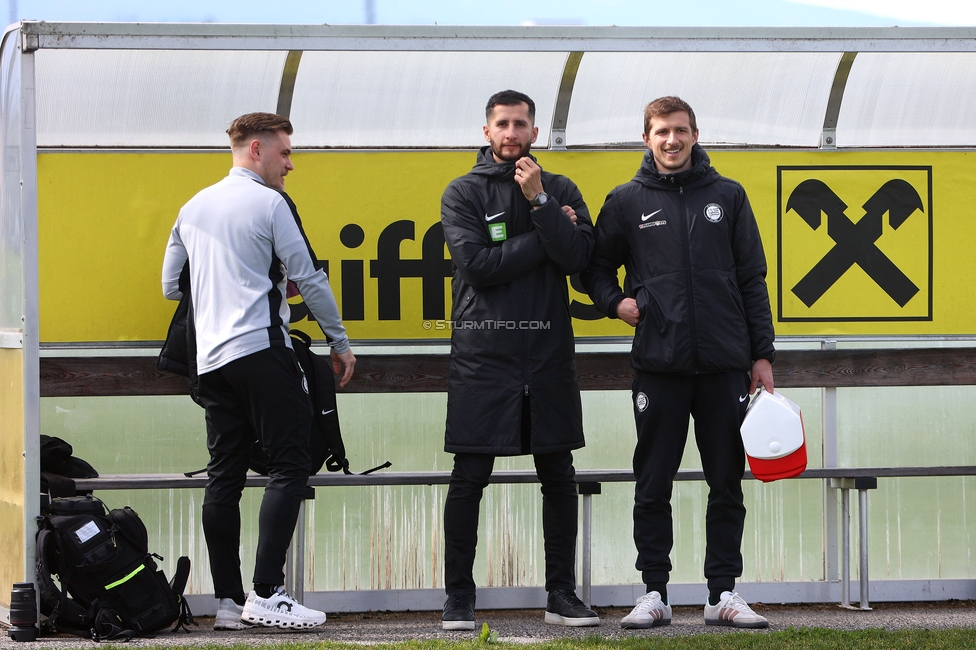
[582,145,775,375]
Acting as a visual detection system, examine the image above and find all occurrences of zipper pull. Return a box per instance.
[679,186,684,195]
[524,385,529,396]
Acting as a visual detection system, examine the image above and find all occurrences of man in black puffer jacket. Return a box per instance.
[439,90,597,630]
[582,96,775,630]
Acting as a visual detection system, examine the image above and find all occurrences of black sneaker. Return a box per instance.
[442,593,476,631]
[544,589,601,627]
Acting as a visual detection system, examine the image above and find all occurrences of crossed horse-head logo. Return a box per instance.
[786,179,923,308]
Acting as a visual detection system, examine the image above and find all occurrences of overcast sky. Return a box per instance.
[5,0,976,27]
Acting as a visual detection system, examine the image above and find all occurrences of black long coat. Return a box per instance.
[440,147,594,455]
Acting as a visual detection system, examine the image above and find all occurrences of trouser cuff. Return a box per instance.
[707,576,735,593]
[641,570,670,586]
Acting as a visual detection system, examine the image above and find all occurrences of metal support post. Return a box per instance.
[577,482,601,607]
[830,477,876,609]
[822,340,839,584]
[856,479,876,610]
[582,494,591,607]
[841,486,851,607]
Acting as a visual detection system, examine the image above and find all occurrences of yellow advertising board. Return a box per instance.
[37,149,976,343]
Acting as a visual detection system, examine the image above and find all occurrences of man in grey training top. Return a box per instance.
[162,112,355,631]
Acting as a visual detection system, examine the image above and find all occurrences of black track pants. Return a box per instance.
[631,370,750,591]
[444,451,578,595]
[198,346,312,601]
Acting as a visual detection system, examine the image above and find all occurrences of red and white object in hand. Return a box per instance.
[740,389,807,482]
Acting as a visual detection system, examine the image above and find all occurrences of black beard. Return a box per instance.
[490,141,532,162]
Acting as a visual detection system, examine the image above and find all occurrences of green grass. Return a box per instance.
[98,628,976,650]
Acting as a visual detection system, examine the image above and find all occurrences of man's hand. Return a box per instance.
[616,297,640,327]
[514,157,544,201]
[562,205,578,224]
[750,358,774,395]
[331,348,357,389]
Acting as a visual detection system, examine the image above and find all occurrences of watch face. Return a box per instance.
[531,192,548,206]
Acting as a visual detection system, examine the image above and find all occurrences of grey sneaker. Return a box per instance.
[620,591,671,628]
[703,591,769,629]
[544,589,600,627]
[213,598,252,631]
[442,593,476,631]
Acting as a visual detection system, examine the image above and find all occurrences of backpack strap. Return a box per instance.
[291,328,313,348]
[89,606,135,642]
[169,556,190,596]
[167,555,197,632]
[359,460,393,475]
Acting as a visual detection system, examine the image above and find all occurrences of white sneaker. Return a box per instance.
[213,598,252,631]
[620,591,671,628]
[704,591,769,629]
[241,586,327,629]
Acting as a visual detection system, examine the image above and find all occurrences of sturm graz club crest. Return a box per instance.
[635,392,648,412]
[703,203,724,223]
[777,166,932,323]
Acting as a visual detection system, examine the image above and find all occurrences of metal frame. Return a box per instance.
[275,50,303,118]
[19,23,976,153]
[821,52,856,149]
[8,21,976,613]
[549,51,582,150]
[20,35,40,597]
[19,23,976,52]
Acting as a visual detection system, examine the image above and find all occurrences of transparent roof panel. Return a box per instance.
[35,50,286,147]
[837,53,976,147]
[289,51,567,148]
[568,52,841,147]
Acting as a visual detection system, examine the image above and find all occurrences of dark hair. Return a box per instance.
[643,96,697,135]
[485,90,536,123]
[226,112,294,148]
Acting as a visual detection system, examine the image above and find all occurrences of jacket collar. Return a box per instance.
[470,145,542,180]
[633,143,717,191]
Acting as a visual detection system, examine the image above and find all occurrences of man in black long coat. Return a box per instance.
[439,90,597,630]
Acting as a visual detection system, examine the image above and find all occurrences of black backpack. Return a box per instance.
[35,495,194,641]
[163,289,390,477]
[250,329,356,475]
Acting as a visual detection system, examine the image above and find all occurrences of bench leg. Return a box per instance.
[582,492,592,607]
[858,488,871,610]
[841,487,851,608]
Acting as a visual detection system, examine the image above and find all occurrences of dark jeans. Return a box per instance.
[197,346,312,601]
[444,451,578,595]
[632,370,749,593]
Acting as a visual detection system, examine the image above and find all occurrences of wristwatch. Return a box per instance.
[529,192,549,207]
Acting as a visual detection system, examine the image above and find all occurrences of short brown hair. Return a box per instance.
[643,96,697,136]
[226,112,293,148]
